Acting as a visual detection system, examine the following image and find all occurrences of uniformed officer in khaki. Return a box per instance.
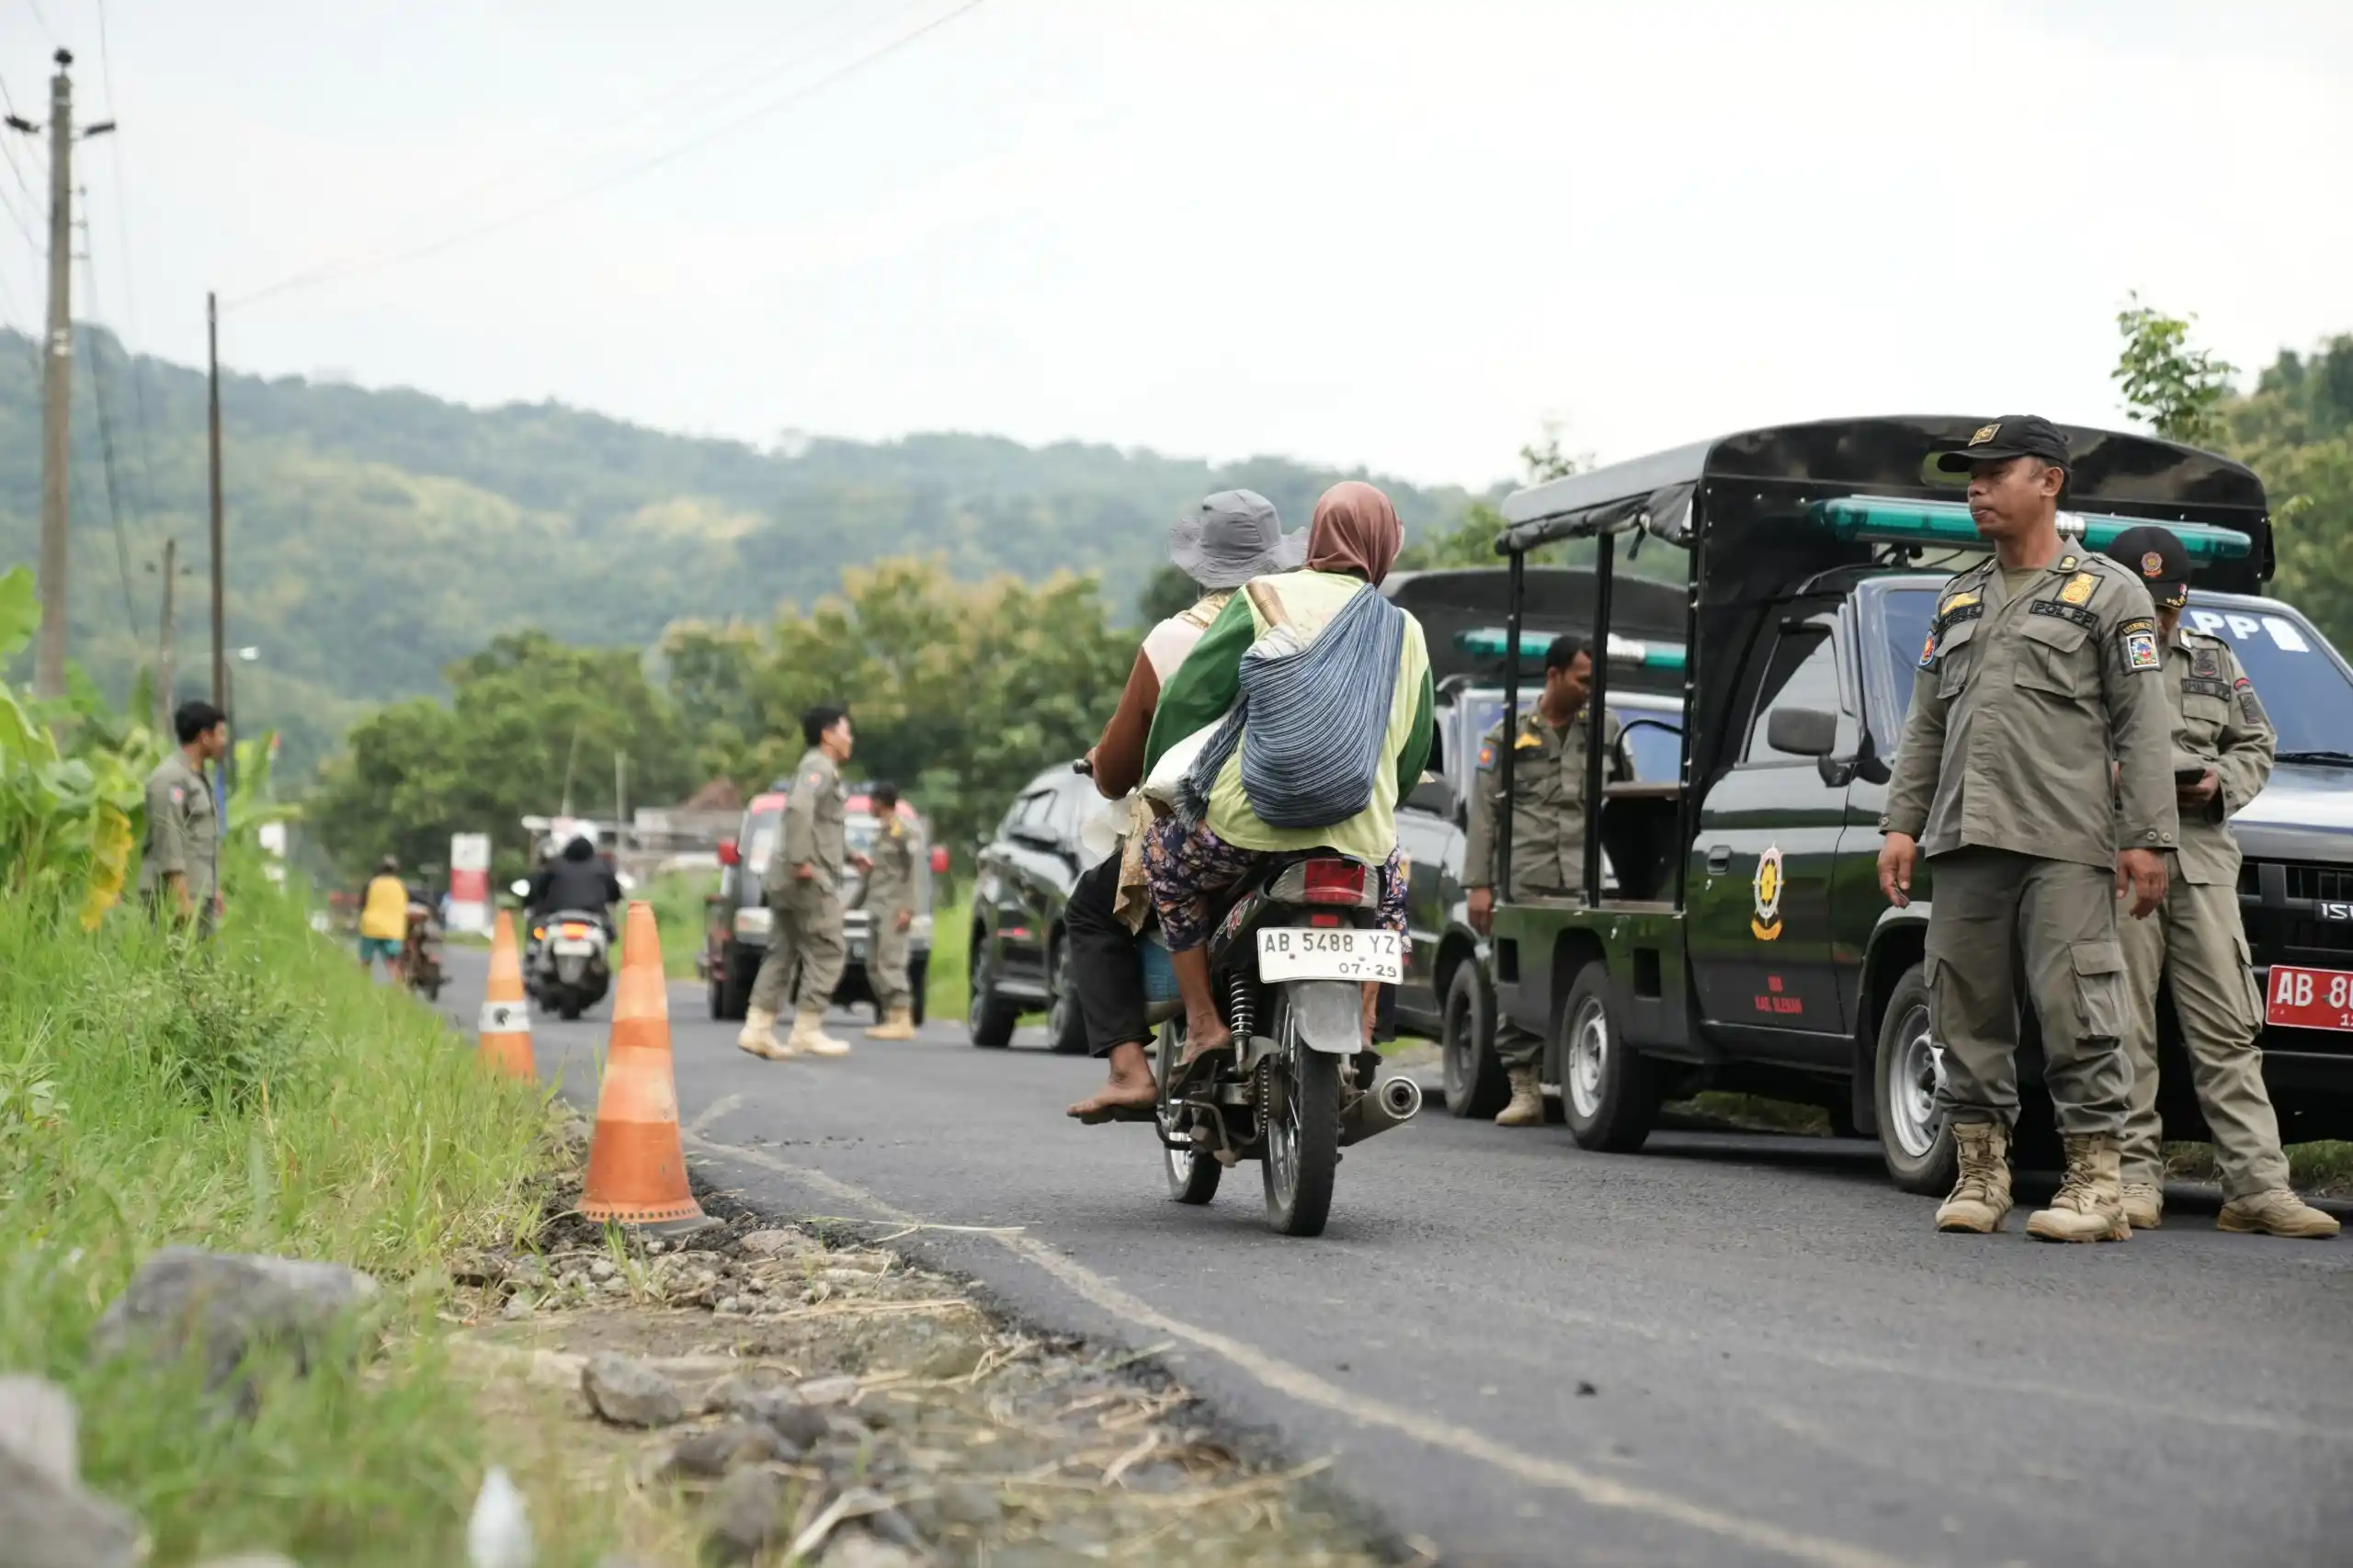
[858,780,922,1042]
[1464,633,1631,1126]
[2097,526,2336,1239]
[738,705,869,1061]
[140,699,229,934]
[1880,415,2177,1243]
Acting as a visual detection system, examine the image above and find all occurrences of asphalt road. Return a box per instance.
[440,949,2353,1568]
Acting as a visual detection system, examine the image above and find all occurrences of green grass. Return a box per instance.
[629,868,720,982]
[2165,1139,2353,1196]
[0,858,563,1564]
[928,897,972,1021]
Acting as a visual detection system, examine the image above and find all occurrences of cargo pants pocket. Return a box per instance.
[2233,931,2267,1036]
[2071,939,2128,1040]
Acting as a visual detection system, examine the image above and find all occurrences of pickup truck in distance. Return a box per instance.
[1479,415,2353,1193]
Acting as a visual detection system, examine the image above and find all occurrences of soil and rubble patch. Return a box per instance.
[448,1178,1413,1568]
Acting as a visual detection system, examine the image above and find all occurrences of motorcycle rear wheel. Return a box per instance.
[1261,994,1340,1237]
[1157,1023,1222,1205]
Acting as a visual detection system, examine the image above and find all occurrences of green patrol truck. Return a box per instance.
[1479,415,2353,1190]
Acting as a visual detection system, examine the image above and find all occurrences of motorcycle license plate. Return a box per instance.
[1256,926,1402,984]
[552,939,595,957]
[2266,965,2353,1033]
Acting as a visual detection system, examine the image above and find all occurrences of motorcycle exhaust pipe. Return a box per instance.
[1340,1073,1425,1145]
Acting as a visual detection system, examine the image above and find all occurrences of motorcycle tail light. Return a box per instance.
[1302,860,1368,905]
[561,923,590,939]
[1309,912,1343,928]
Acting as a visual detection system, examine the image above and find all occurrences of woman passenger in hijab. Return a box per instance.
[1135,481,1434,1065]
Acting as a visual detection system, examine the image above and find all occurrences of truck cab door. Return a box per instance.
[1687,607,1861,1062]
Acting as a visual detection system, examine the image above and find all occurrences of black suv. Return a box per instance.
[967,765,1104,1051]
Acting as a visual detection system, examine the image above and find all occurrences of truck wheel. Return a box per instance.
[1441,960,1509,1119]
[909,954,929,1028]
[1873,962,1956,1194]
[1046,934,1089,1055]
[712,941,754,1021]
[969,945,1019,1049]
[1559,960,1660,1153]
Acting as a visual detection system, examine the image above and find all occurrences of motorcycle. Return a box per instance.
[402,898,446,1002]
[529,906,613,1020]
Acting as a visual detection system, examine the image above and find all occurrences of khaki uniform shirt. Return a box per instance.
[1882,551,2177,869]
[1463,707,1631,893]
[137,751,218,904]
[2147,628,2274,886]
[859,813,920,916]
[771,747,847,892]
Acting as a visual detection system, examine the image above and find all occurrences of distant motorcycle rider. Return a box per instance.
[530,824,622,928]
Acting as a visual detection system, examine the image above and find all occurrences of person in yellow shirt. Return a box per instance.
[358,856,410,980]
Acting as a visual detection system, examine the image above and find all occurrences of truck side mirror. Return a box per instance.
[1767,707,1838,758]
[930,846,950,875]
[509,879,532,899]
[716,838,740,867]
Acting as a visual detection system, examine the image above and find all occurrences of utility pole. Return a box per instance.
[155,537,176,736]
[208,291,226,712]
[30,52,73,700]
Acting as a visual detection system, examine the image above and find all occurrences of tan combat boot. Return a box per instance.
[736,1006,797,1061]
[2120,1180,2164,1231]
[791,1009,852,1058]
[2027,1133,2132,1243]
[2217,1189,2340,1238]
[1935,1121,2013,1233]
[865,1007,916,1041]
[1494,1069,1544,1128]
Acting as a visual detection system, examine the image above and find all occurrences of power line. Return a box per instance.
[90,0,158,517]
[229,0,989,309]
[79,209,145,646]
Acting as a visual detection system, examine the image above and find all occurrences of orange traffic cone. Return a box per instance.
[478,909,535,1079]
[579,902,707,1228]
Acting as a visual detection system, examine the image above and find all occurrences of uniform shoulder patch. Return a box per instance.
[1477,743,1496,770]
[2124,627,2162,671]
[168,784,185,805]
[1916,632,1938,669]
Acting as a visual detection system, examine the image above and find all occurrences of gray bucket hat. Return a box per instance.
[1168,489,1305,589]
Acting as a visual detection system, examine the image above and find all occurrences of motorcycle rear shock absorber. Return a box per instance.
[1225,972,1255,1042]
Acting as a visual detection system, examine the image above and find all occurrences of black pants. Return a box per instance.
[1064,851,1148,1058]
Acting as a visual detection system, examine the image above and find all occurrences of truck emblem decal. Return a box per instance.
[2321,902,2353,923]
[1751,844,1784,941]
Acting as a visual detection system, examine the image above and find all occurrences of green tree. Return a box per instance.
[2114,292,2238,447]
[307,631,697,880]
[2221,333,2353,650]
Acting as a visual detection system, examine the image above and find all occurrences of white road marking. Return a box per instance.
[685,1131,1934,1568]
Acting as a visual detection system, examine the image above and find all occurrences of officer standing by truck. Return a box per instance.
[738,705,868,1061]
[859,781,922,1042]
[141,699,229,934]
[1464,634,1632,1127]
[2097,526,2336,1238]
[1879,416,2177,1243]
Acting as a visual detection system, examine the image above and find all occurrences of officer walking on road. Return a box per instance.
[738,705,869,1061]
[1463,634,1632,1126]
[859,781,922,1042]
[1880,416,2177,1242]
[140,699,229,935]
[2097,526,2336,1238]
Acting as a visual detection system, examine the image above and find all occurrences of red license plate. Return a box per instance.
[2266,965,2353,1033]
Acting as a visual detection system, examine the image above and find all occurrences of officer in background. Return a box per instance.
[738,705,869,1061]
[1880,415,2177,1243]
[1463,633,1631,1127]
[140,699,229,934]
[2099,526,2336,1238]
[858,780,922,1042]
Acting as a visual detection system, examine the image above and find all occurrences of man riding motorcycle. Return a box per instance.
[526,826,622,965]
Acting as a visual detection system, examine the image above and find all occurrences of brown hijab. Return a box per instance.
[1302,481,1403,585]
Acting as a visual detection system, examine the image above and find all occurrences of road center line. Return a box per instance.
[686,1130,1939,1568]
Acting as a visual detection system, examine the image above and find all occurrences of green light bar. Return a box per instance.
[1809,496,2252,561]
[1453,627,1688,671]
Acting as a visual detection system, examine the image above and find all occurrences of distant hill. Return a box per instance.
[0,327,1486,774]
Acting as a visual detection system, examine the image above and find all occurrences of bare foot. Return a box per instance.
[1066,1074,1158,1123]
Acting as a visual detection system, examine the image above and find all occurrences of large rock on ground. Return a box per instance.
[0,1446,145,1568]
[91,1249,381,1407]
[581,1353,685,1428]
[0,1376,78,1489]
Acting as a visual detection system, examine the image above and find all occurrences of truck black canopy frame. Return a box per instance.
[1487,415,2274,907]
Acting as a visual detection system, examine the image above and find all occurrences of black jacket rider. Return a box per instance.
[530,837,621,925]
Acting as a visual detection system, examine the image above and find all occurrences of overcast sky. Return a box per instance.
[5,0,2348,489]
